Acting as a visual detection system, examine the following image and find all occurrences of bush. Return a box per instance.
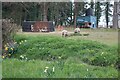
[2,18,20,46]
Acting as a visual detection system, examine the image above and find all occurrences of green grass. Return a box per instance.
[3,58,118,78]
[2,34,118,78]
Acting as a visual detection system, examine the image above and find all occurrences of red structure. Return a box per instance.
[22,21,55,32]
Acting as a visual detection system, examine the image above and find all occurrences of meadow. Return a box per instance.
[2,29,119,78]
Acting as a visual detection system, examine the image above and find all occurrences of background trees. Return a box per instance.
[2,1,119,28]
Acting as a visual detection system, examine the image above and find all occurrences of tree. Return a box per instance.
[105,2,113,28]
[90,0,94,9]
[95,2,102,28]
[113,1,120,28]
[74,1,85,28]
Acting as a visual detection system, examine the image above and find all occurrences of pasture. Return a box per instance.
[2,28,119,78]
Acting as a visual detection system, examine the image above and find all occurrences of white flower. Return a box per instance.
[58,56,61,59]
[52,67,55,72]
[24,40,27,42]
[20,55,24,59]
[87,69,89,71]
[44,69,47,73]
[101,52,104,55]
[45,67,49,69]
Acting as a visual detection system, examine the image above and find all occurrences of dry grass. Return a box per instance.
[17,28,118,47]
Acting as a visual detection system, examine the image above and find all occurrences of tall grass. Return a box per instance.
[2,34,118,78]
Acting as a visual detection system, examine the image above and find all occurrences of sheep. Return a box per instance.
[74,28,80,33]
[61,30,68,37]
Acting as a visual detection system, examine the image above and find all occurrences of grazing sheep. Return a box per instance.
[61,30,68,37]
[74,28,80,33]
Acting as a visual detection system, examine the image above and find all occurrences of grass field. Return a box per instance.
[2,29,119,78]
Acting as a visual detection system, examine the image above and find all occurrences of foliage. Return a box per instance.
[2,58,118,78]
[2,34,118,78]
[104,2,113,28]
[5,35,118,68]
[95,2,102,27]
[2,19,20,46]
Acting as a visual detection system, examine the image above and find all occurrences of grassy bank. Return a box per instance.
[2,34,118,78]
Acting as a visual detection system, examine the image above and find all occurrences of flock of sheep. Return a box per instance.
[61,28,80,37]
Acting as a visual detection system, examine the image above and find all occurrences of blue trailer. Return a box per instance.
[76,16,97,28]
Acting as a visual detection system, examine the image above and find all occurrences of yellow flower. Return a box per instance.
[11,48,13,50]
[5,47,8,51]
[8,54,11,56]
[2,56,5,59]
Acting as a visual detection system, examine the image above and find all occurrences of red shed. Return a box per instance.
[33,21,55,32]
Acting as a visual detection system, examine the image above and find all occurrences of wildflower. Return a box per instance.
[14,42,17,44]
[5,47,8,51]
[19,42,21,44]
[7,43,9,45]
[4,45,7,47]
[25,58,28,60]
[101,52,104,55]
[52,67,55,72]
[21,41,23,43]
[58,56,61,59]
[103,57,106,59]
[24,40,27,42]
[11,48,13,50]
[87,69,89,71]
[20,55,24,59]
[45,67,49,69]
[8,54,11,56]
[2,56,5,59]
[44,69,47,73]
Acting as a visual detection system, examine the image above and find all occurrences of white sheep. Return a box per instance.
[61,30,68,37]
[74,28,80,33]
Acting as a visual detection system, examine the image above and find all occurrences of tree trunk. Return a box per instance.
[113,2,118,28]
[43,2,48,21]
[74,2,77,28]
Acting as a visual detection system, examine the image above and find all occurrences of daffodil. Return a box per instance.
[11,48,13,50]
[5,47,8,51]
[52,67,55,72]
[44,69,47,73]
[7,43,9,45]
[4,45,7,47]
[14,42,17,44]
[20,55,24,59]
[8,54,11,56]
[2,56,5,59]
[45,67,49,69]
[24,40,27,42]
[58,56,61,59]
